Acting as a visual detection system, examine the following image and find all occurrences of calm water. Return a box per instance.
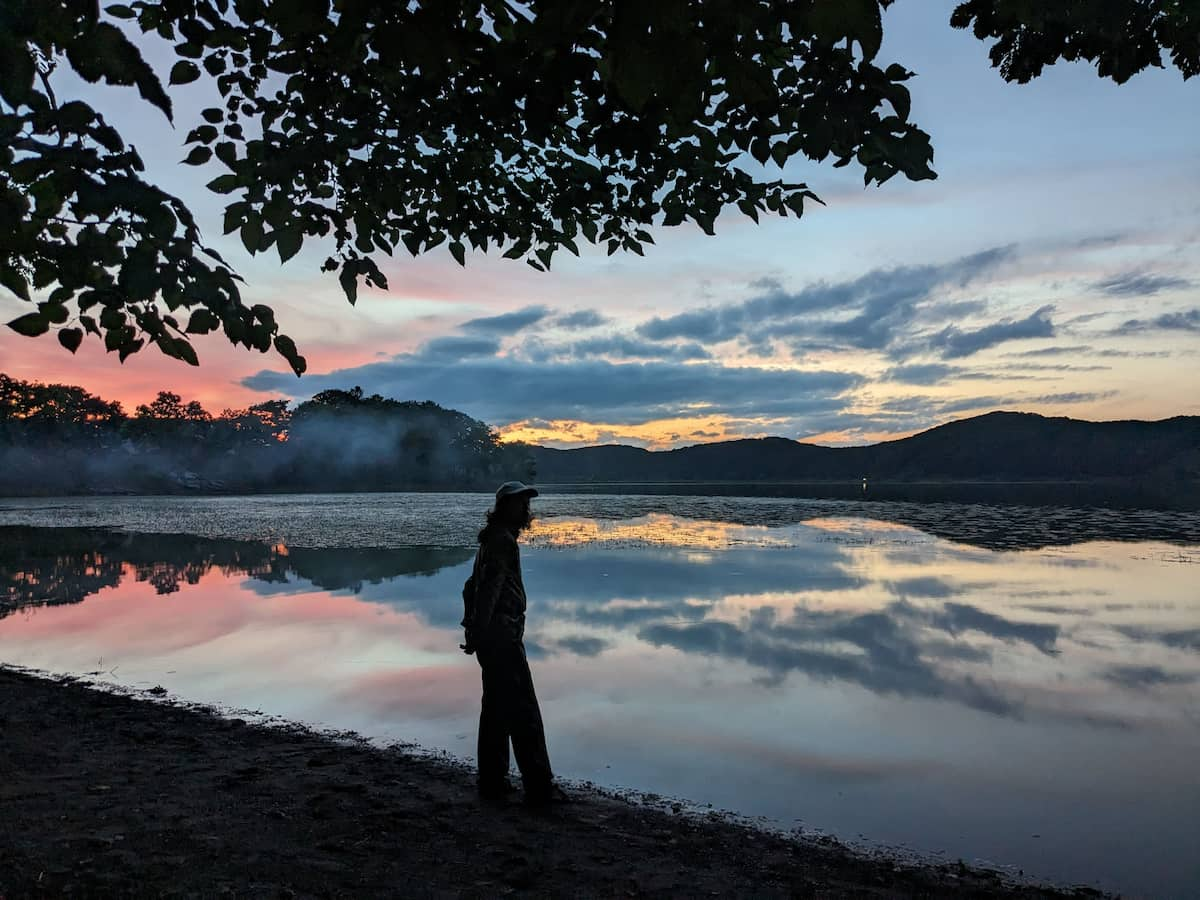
[1,494,1198,897]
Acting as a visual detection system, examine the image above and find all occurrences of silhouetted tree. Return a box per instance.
[129,389,213,449]
[9,2,1192,368]
[951,1,1198,84]
[0,372,532,494]
[216,400,291,447]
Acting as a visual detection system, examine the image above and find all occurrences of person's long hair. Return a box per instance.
[477,496,534,543]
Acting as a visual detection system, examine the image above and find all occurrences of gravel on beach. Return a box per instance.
[0,667,1102,898]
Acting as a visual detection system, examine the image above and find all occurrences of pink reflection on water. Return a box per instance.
[337,665,480,721]
[0,564,399,653]
[0,563,470,727]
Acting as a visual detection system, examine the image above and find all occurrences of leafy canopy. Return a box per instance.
[2,0,1194,371]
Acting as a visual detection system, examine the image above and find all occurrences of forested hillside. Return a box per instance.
[532,412,1200,484]
[0,374,533,495]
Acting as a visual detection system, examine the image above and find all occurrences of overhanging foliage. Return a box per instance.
[1,0,1192,370]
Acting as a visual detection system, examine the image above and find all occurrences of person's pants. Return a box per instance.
[475,640,553,793]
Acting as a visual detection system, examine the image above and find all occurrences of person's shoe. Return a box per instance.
[522,783,571,809]
[477,780,516,806]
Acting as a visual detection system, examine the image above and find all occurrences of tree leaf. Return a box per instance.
[169,60,201,85]
[339,262,359,304]
[274,334,306,375]
[240,214,264,253]
[157,334,199,365]
[214,141,237,167]
[186,124,219,143]
[186,309,220,334]
[8,312,50,337]
[117,337,145,362]
[0,266,31,301]
[57,100,96,131]
[0,33,35,106]
[449,241,466,266]
[749,137,772,165]
[176,339,199,366]
[207,174,240,194]
[58,328,84,353]
[183,146,213,165]
[67,23,173,121]
[275,226,302,263]
[40,302,70,324]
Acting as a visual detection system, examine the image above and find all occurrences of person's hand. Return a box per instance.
[460,627,478,655]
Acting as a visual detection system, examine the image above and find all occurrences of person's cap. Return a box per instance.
[495,480,538,502]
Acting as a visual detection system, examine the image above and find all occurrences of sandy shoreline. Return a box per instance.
[0,667,1102,898]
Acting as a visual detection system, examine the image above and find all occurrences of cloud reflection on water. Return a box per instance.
[1,511,1198,897]
[3,518,1194,734]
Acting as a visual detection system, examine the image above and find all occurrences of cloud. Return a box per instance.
[1093,272,1191,297]
[637,307,744,343]
[244,355,862,426]
[927,602,1059,655]
[999,363,1111,373]
[1095,348,1172,358]
[1027,390,1118,404]
[886,363,1051,385]
[929,305,1055,358]
[1103,665,1198,690]
[553,635,613,657]
[639,603,1021,717]
[571,601,707,628]
[570,335,711,361]
[635,246,1015,354]
[554,309,609,330]
[885,576,963,598]
[461,305,551,334]
[884,363,957,385]
[416,335,502,360]
[1007,345,1093,357]
[1117,626,1200,653]
[635,594,1074,719]
[1112,308,1200,335]
[1075,233,1127,249]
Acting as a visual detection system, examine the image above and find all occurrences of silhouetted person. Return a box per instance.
[461,481,563,807]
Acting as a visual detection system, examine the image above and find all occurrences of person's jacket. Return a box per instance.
[463,528,527,645]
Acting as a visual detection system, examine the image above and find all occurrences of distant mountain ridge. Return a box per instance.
[530,412,1200,484]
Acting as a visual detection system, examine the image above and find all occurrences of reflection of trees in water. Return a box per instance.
[121,534,288,596]
[0,527,472,619]
[0,529,125,615]
[286,547,476,593]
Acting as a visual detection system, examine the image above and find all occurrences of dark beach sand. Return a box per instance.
[0,668,1102,898]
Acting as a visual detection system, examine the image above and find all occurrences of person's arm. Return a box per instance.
[471,534,514,635]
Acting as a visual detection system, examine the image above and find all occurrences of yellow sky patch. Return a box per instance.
[497,415,755,449]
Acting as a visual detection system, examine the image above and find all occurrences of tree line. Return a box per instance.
[0,373,534,495]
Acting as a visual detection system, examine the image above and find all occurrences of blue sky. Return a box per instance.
[2,0,1197,446]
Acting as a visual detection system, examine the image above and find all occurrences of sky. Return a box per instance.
[2,1,1198,448]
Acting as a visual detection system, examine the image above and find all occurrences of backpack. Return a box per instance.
[461,548,481,629]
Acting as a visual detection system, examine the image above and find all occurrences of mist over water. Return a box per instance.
[1,493,1197,897]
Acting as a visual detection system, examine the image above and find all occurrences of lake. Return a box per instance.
[1,493,1197,897]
